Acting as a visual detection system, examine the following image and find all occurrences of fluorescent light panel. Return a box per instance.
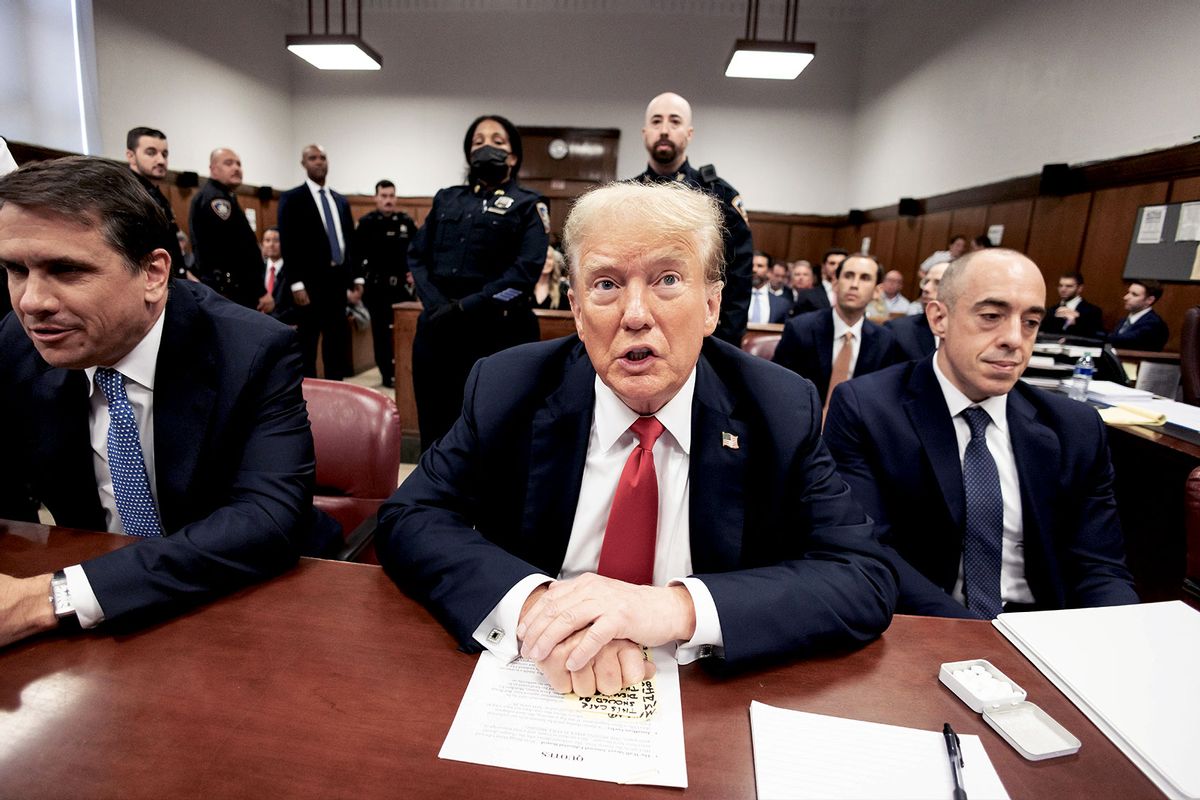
[725,40,815,80]
[286,35,381,70]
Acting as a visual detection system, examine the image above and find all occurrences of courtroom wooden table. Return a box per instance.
[0,522,1162,799]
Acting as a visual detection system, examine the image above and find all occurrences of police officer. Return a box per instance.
[409,114,549,451]
[355,179,416,388]
[632,92,753,347]
[125,126,192,281]
[189,148,272,312]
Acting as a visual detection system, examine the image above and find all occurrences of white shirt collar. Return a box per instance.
[592,368,696,456]
[1063,296,1081,310]
[831,308,865,340]
[305,177,328,194]
[931,349,1009,435]
[84,306,166,396]
[1128,307,1151,325]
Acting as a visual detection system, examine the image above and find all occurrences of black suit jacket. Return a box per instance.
[772,310,900,401]
[790,286,832,316]
[1041,298,1105,338]
[886,311,936,362]
[823,356,1137,617]
[376,336,897,664]
[266,259,303,326]
[1108,308,1169,351]
[0,281,319,624]
[750,290,792,324]
[277,183,356,307]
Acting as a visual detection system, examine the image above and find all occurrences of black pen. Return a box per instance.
[943,723,968,800]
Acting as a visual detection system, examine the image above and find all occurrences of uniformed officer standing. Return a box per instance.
[633,92,754,347]
[188,148,272,313]
[409,114,550,451]
[354,179,416,388]
[125,126,192,281]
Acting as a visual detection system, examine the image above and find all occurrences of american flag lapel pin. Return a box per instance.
[721,431,739,450]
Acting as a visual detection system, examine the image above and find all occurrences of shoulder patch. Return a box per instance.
[536,201,551,234]
[730,194,748,223]
[210,198,231,221]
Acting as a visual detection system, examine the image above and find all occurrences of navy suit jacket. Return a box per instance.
[376,336,897,664]
[772,310,900,401]
[886,312,936,362]
[1040,298,1105,339]
[823,356,1137,617]
[0,281,318,624]
[277,183,357,305]
[1108,308,1169,351]
[791,286,831,316]
[749,290,792,324]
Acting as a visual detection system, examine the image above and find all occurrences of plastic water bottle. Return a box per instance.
[1068,353,1095,401]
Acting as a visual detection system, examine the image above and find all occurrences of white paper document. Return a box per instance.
[749,701,1010,800]
[439,647,687,787]
[1176,201,1200,242]
[1137,205,1167,244]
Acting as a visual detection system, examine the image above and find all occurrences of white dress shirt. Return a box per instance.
[1122,307,1151,329]
[883,292,911,314]
[472,369,724,665]
[749,286,771,323]
[822,279,836,307]
[68,311,167,628]
[931,354,1035,606]
[831,310,865,378]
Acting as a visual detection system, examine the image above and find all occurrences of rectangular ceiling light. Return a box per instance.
[725,40,815,80]
[286,35,381,70]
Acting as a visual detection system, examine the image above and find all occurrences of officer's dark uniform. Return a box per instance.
[354,208,417,387]
[633,159,753,347]
[409,179,549,450]
[188,179,266,310]
[133,172,187,280]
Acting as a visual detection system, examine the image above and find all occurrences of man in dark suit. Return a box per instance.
[1041,272,1104,338]
[261,226,300,326]
[824,249,1137,619]
[886,260,947,361]
[1108,280,1169,351]
[748,250,792,324]
[791,248,846,315]
[772,253,899,405]
[277,144,360,380]
[377,182,897,697]
[0,157,324,647]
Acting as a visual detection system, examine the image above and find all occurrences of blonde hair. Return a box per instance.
[563,181,725,288]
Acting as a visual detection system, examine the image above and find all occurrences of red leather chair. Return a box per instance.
[742,333,782,361]
[1180,306,1200,406]
[303,378,402,562]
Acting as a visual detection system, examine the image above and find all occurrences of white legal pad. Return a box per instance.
[748,701,1009,800]
[994,601,1200,800]
[439,648,687,787]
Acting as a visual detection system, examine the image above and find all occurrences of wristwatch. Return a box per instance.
[49,570,79,626]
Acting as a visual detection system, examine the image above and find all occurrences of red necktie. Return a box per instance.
[266,263,277,294]
[597,416,666,585]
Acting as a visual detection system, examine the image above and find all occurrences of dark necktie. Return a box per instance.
[961,406,1003,618]
[597,416,666,585]
[318,188,343,265]
[94,368,162,538]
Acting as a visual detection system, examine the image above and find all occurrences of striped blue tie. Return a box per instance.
[94,368,162,538]
[961,406,1003,619]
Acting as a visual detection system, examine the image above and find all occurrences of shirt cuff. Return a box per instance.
[290,282,305,292]
[471,573,552,662]
[65,563,106,629]
[353,277,365,285]
[671,577,724,665]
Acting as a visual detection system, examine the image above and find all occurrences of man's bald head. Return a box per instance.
[642,92,694,175]
[300,143,329,184]
[208,148,243,188]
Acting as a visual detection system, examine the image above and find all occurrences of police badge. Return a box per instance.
[211,199,232,221]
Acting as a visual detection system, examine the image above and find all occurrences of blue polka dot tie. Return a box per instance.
[94,367,163,538]
[961,406,1003,619]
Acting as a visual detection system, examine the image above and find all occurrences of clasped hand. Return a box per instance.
[516,573,696,696]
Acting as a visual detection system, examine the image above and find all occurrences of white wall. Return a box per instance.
[850,0,1200,209]
[92,0,297,187]
[289,5,863,213]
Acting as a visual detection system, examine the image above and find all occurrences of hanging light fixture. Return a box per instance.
[725,0,815,80]
[287,0,382,71]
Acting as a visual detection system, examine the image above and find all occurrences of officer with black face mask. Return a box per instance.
[408,114,550,451]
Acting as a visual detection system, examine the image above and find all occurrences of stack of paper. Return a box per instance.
[749,701,1009,799]
[995,602,1200,800]
[1081,380,1155,404]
